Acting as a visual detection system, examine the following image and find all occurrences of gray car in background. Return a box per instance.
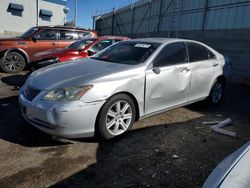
[19,38,227,139]
[203,141,250,188]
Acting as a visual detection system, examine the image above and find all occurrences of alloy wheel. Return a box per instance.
[4,54,23,71]
[105,100,132,136]
[211,82,223,104]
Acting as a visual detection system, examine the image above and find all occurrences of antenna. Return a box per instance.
[74,0,78,26]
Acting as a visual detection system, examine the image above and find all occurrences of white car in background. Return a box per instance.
[203,141,250,188]
[19,38,227,139]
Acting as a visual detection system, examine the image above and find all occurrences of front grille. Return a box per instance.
[23,85,41,101]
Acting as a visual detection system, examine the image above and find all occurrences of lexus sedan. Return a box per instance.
[30,35,129,70]
[19,38,227,139]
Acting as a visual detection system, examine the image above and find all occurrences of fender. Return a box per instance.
[3,48,30,63]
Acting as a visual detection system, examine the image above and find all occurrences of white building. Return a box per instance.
[0,0,67,35]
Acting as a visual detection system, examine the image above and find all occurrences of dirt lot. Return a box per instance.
[0,71,249,188]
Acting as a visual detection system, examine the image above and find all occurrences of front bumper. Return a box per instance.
[19,92,105,138]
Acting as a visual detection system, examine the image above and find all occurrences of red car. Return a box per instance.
[0,26,97,73]
[30,36,129,70]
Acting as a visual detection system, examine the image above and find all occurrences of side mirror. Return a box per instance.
[32,35,40,42]
[152,67,161,74]
[87,50,94,56]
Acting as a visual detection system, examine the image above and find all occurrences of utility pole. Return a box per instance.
[74,0,77,26]
[36,0,39,26]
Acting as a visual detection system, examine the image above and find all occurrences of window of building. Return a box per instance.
[7,3,24,17]
[154,42,188,67]
[39,9,53,22]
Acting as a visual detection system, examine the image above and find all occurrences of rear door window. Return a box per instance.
[59,30,78,40]
[35,29,57,40]
[78,31,94,39]
[208,50,216,59]
[153,42,188,67]
[89,39,113,53]
[187,42,210,62]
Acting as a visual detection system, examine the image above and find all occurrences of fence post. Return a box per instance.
[111,8,115,35]
[202,0,208,30]
[130,3,135,37]
[157,0,163,34]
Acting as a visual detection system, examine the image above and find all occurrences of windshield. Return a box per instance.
[19,27,39,38]
[67,38,97,50]
[91,41,160,65]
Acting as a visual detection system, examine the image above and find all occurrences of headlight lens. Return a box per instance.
[38,58,59,66]
[42,85,93,101]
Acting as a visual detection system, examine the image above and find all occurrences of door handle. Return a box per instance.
[213,63,219,67]
[52,42,56,46]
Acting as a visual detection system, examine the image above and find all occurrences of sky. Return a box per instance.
[66,0,133,29]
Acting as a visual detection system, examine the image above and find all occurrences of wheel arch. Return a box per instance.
[94,91,140,137]
[217,75,226,86]
[3,48,30,64]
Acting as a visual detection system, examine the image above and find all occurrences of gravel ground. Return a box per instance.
[0,72,249,188]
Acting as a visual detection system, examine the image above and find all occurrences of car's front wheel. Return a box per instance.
[97,94,136,139]
[207,80,225,105]
[0,52,26,73]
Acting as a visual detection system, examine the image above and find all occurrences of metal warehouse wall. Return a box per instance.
[96,0,250,37]
[96,0,250,82]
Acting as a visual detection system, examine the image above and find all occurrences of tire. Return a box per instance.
[97,94,136,139]
[0,52,26,73]
[207,80,225,105]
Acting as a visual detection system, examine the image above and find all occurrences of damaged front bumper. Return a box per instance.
[19,91,106,138]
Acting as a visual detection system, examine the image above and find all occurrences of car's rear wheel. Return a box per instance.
[207,80,224,105]
[0,52,26,73]
[97,94,136,139]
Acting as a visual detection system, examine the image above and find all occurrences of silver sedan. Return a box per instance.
[19,38,227,139]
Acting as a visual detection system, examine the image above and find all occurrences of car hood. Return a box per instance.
[202,141,250,188]
[34,48,72,59]
[0,37,26,42]
[27,58,142,90]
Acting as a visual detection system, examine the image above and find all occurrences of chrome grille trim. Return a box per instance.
[23,85,41,101]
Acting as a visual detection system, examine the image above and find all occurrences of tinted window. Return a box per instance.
[35,29,57,40]
[187,43,209,62]
[208,50,216,59]
[67,38,96,50]
[78,31,94,39]
[154,42,187,67]
[89,39,113,52]
[19,27,39,38]
[114,39,122,43]
[59,30,78,40]
[91,41,160,65]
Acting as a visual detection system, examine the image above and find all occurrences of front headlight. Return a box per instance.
[42,85,93,101]
[38,58,59,66]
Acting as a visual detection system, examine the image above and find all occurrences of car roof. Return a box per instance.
[99,35,130,39]
[34,25,96,32]
[129,37,196,44]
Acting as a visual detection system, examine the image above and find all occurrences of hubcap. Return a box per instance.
[106,100,132,136]
[211,82,223,103]
[4,55,22,71]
